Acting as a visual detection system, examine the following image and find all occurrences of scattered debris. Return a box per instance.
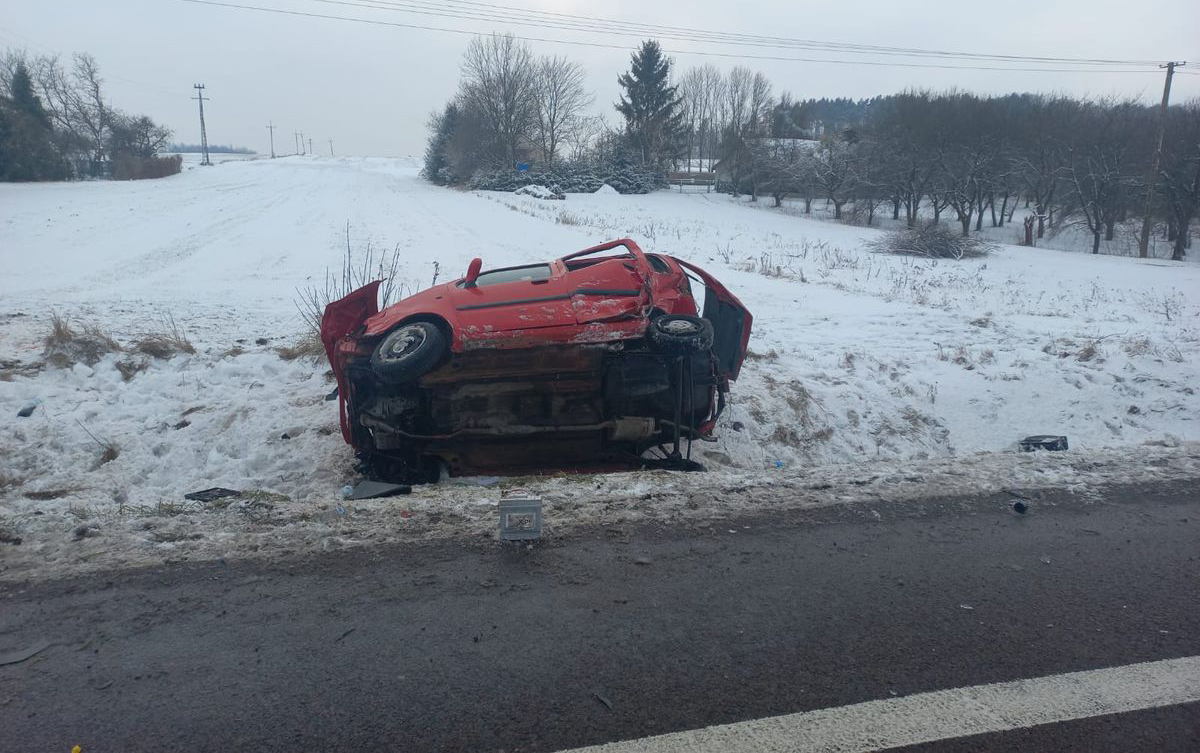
[499,492,543,541]
[17,399,39,418]
[335,627,356,642]
[1040,556,1052,565]
[183,487,243,503]
[1013,501,1028,514]
[1019,435,1069,452]
[592,691,614,710]
[73,525,99,541]
[633,556,652,565]
[0,641,51,667]
[324,387,339,402]
[343,481,412,500]
[959,603,975,610]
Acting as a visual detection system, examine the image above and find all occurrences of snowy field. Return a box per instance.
[1,156,1198,578]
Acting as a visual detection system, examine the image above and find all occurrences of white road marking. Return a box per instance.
[565,655,1200,752]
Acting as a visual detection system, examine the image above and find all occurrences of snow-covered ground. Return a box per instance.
[2,156,1198,579]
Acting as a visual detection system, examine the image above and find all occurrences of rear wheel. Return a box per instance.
[649,314,714,354]
[371,322,446,383]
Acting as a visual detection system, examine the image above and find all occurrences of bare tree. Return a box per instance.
[812,135,858,219]
[1160,100,1200,261]
[564,113,607,163]
[1060,100,1142,253]
[68,53,109,163]
[724,66,752,144]
[458,33,537,166]
[533,55,591,166]
[698,65,726,170]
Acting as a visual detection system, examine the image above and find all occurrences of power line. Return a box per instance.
[305,0,1166,67]
[175,0,1173,75]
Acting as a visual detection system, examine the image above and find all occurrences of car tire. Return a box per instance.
[648,314,714,354]
[371,322,446,383]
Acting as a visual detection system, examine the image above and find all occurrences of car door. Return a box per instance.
[673,259,753,380]
[566,257,650,324]
[449,263,578,335]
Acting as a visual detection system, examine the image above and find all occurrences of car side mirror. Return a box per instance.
[464,257,482,288]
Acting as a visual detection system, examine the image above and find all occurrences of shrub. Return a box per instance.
[468,163,666,194]
[868,223,996,260]
[112,154,182,180]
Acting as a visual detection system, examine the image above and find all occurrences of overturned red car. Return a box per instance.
[321,239,752,481]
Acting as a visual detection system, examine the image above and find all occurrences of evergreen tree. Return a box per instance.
[615,41,685,170]
[0,61,68,181]
[422,101,461,185]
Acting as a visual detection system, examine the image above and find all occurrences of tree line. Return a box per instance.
[734,92,1200,261]
[0,48,177,181]
[430,35,1196,260]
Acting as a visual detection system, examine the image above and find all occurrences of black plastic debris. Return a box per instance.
[344,480,412,500]
[184,487,242,503]
[17,401,39,418]
[1013,501,1029,514]
[324,387,339,402]
[1019,435,1069,452]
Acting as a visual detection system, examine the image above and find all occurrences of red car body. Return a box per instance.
[321,239,751,479]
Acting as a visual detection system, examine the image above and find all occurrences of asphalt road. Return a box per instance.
[1,479,1198,752]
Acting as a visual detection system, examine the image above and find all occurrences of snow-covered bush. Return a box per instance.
[869,223,997,260]
[469,164,666,194]
[515,184,565,200]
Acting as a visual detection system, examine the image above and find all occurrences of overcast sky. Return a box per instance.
[3,0,1198,156]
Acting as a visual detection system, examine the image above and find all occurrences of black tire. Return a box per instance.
[649,314,714,354]
[370,321,446,383]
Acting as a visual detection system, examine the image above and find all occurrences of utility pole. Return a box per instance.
[308,137,313,155]
[328,139,334,157]
[192,84,211,166]
[266,120,276,159]
[300,132,306,155]
[1137,61,1186,258]
[293,131,301,155]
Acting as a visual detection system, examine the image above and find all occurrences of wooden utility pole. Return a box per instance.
[266,120,276,158]
[293,132,301,155]
[192,84,211,166]
[1137,61,1186,258]
[328,139,334,157]
[308,137,313,155]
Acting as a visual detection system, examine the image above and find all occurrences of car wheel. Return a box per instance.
[648,314,714,354]
[370,322,446,383]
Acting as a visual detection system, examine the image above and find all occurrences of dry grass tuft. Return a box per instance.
[276,332,326,361]
[43,313,122,368]
[133,314,195,358]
